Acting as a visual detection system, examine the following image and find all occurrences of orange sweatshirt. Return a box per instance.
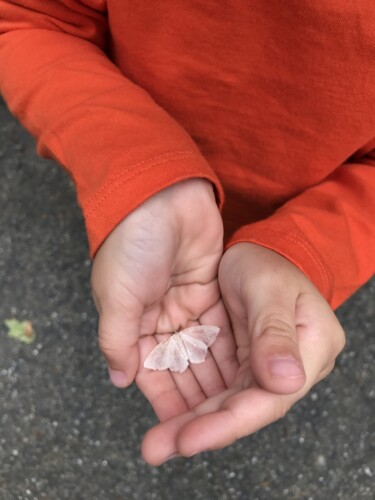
[0,1,374,309]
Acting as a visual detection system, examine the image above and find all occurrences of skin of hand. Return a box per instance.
[141,243,346,465]
[91,178,239,415]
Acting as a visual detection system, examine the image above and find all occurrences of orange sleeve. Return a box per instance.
[227,153,375,309]
[0,0,223,256]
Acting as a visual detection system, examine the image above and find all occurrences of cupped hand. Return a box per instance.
[91,179,238,406]
[141,243,346,465]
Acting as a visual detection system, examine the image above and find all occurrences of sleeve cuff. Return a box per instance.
[82,151,224,257]
[226,220,335,306]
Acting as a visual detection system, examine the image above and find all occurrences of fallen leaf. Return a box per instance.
[4,319,36,344]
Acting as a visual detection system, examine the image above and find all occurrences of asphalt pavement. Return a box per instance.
[0,97,374,500]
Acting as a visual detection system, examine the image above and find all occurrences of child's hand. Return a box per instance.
[141,243,346,465]
[91,179,238,406]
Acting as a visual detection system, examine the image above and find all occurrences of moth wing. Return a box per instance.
[179,325,220,347]
[144,335,189,373]
[179,332,208,364]
[166,335,189,373]
[143,338,171,371]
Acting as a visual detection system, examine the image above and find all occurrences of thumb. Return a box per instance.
[248,289,306,395]
[98,306,140,388]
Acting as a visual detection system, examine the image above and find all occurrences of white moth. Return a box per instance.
[144,325,220,373]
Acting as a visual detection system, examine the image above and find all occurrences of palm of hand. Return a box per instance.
[140,244,345,465]
[126,210,239,423]
[92,183,345,467]
[91,180,239,424]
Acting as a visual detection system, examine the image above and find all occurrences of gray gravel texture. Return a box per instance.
[0,97,374,500]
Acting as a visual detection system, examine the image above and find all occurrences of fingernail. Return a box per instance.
[108,368,127,387]
[269,357,304,378]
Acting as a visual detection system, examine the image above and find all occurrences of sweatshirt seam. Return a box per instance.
[230,227,331,297]
[84,151,203,216]
[282,232,331,294]
[85,150,196,206]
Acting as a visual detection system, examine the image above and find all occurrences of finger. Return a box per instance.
[142,292,345,465]
[187,349,227,399]
[245,282,306,394]
[141,388,237,465]
[147,349,313,463]
[138,333,214,417]
[176,299,344,456]
[176,386,298,456]
[141,383,285,464]
[200,301,240,387]
[98,306,140,388]
[171,370,208,408]
[142,411,195,465]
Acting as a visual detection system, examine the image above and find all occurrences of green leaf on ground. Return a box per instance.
[4,319,36,344]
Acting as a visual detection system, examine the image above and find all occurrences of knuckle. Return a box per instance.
[98,333,117,358]
[256,313,295,340]
[261,324,295,340]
